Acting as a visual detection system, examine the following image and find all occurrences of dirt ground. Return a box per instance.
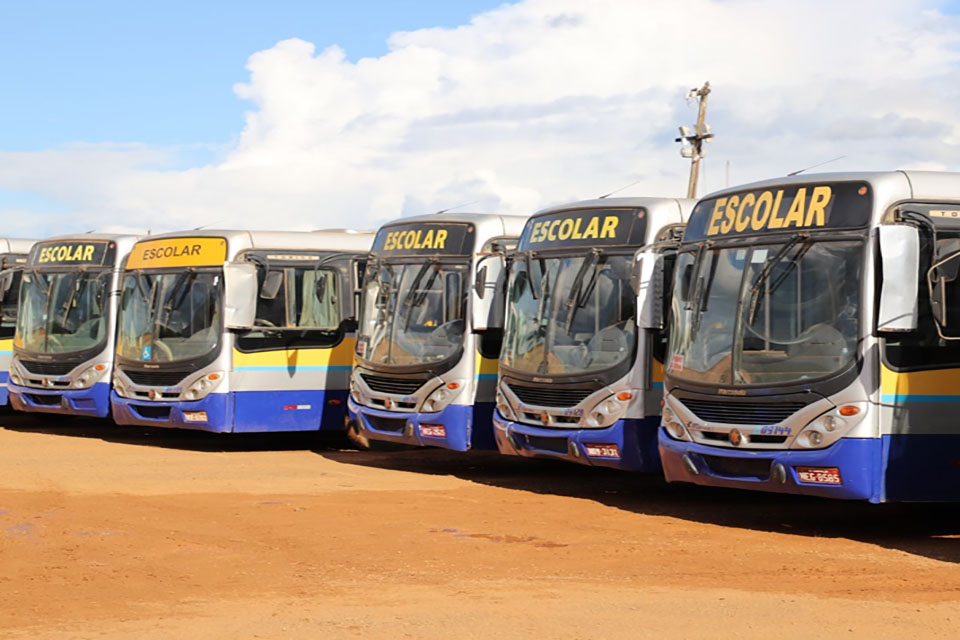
[1,412,959,639]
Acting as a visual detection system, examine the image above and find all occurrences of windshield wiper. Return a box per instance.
[746,234,808,325]
[57,271,82,325]
[403,262,441,330]
[564,249,603,333]
[524,252,540,299]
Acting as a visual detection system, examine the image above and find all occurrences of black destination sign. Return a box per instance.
[684,182,873,242]
[517,208,647,252]
[28,241,114,267]
[372,222,474,256]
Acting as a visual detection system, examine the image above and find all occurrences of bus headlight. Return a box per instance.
[794,403,866,450]
[662,407,689,440]
[183,372,224,401]
[73,363,109,389]
[10,370,22,386]
[421,379,465,413]
[496,389,516,421]
[582,391,636,428]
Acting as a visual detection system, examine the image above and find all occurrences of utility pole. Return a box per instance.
[675,81,713,199]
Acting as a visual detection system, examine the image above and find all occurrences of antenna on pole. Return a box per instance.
[787,155,847,177]
[598,178,644,199]
[433,200,479,215]
[675,81,713,199]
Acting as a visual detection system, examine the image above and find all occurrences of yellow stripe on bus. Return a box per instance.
[0,338,12,354]
[233,338,356,370]
[475,352,499,376]
[881,364,960,397]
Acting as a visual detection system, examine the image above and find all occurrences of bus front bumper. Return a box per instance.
[658,428,880,501]
[110,391,232,433]
[347,397,484,451]
[9,382,111,418]
[491,410,661,471]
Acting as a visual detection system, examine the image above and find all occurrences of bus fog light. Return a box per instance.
[668,421,686,439]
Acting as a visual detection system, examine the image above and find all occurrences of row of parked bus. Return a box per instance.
[3,170,960,503]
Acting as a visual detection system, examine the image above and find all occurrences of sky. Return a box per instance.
[2,0,960,237]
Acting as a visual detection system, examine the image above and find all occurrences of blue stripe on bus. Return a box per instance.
[881,394,960,403]
[477,373,498,380]
[652,382,663,389]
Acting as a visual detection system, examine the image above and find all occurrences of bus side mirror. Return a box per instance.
[635,250,665,330]
[260,270,283,300]
[878,225,919,332]
[223,262,258,329]
[472,254,505,331]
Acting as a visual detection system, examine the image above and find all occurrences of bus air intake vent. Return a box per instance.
[681,399,806,425]
[19,361,75,376]
[123,370,190,387]
[507,384,593,408]
[701,455,772,479]
[359,374,423,395]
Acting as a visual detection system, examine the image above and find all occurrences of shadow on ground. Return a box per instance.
[4,409,958,564]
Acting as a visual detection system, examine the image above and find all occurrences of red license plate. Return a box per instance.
[584,444,620,458]
[420,424,446,438]
[795,466,842,485]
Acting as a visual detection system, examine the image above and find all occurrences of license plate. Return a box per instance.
[420,424,446,438]
[183,411,208,423]
[796,466,842,485]
[584,443,620,458]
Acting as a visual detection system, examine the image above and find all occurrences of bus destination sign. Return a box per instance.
[126,237,228,269]
[517,208,647,252]
[684,182,873,242]
[371,223,474,256]
[28,241,115,267]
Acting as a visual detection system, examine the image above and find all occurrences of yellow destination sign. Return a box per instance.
[705,186,832,236]
[382,228,449,251]
[127,237,227,269]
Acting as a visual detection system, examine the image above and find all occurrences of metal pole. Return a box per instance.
[686,82,711,199]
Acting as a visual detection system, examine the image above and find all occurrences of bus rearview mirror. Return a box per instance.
[260,270,283,300]
[472,254,505,331]
[223,262,258,329]
[635,250,666,330]
[878,225,919,332]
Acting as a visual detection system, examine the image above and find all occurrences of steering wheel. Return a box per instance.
[45,334,64,350]
[254,318,278,328]
[152,339,175,361]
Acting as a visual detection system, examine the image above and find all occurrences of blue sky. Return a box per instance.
[1,1,958,236]
[0,1,502,151]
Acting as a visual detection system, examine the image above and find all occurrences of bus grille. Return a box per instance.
[366,415,407,433]
[681,399,806,425]
[701,455,772,479]
[523,435,569,454]
[19,361,75,376]
[359,374,423,396]
[507,384,593,408]
[122,370,189,387]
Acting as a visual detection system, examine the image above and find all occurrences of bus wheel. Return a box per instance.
[344,416,370,450]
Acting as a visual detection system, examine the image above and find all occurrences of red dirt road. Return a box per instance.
[1,412,959,639]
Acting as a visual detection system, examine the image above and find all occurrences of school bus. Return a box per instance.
[348,212,526,450]
[492,198,692,469]
[660,171,960,501]
[9,234,138,416]
[109,229,373,433]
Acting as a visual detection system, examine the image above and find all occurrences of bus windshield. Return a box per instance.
[501,252,636,376]
[669,237,862,386]
[16,269,111,355]
[357,260,467,367]
[117,270,222,364]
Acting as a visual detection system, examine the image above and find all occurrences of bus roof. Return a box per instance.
[698,170,960,202]
[0,238,40,255]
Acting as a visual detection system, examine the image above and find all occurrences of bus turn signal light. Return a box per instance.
[617,391,633,402]
[446,382,460,390]
[838,405,860,417]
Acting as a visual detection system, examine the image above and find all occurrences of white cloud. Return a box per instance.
[2,0,960,237]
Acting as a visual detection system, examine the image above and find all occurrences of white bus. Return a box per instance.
[0,238,40,406]
[348,212,526,450]
[9,234,139,417]
[660,171,960,501]
[492,198,692,469]
[109,229,373,433]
